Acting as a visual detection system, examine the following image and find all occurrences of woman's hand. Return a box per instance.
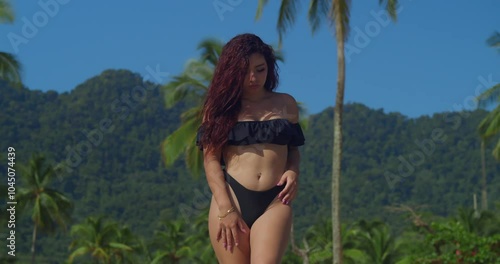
[277,169,298,205]
[216,211,247,252]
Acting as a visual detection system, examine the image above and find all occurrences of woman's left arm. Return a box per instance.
[276,93,301,204]
[277,146,301,204]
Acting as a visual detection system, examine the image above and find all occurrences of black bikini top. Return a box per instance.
[196,118,305,150]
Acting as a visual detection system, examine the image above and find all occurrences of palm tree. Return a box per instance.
[351,220,400,264]
[149,219,195,264]
[16,153,73,264]
[475,30,500,211]
[161,37,297,177]
[456,207,500,237]
[298,219,371,263]
[144,210,217,264]
[111,225,143,263]
[254,1,399,263]
[68,216,138,264]
[0,0,22,87]
[160,38,221,178]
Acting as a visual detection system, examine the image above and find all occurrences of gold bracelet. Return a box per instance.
[218,207,235,220]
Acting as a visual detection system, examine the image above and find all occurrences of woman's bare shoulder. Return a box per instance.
[271,92,299,123]
[271,91,296,101]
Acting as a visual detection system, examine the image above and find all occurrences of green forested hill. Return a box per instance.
[296,104,500,231]
[0,69,498,262]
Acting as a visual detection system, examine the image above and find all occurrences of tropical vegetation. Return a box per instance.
[0,0,23,87]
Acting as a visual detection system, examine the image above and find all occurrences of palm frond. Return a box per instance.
[68,246,91,264]
[0,0,14,23]
[492,139,500,160]
[150,252,170,264]
[487,31,500,51]
[92,248,110,263]
[0,52,22,87]
[101,223,122,244]
[38,194,61,231]
[273,48,285,63]
[478,105,500,140]
[197,38,224,67]
[185,144,204,178]
[343,248,370,263]
[378,0,399,21]
[257,0,301,48]
[108,242,133,251]
[163,75,208,109]
[276,0,301,48]
[163,59,211,108]
[308,0,330,34]
[184,59,214,83]
[180,106,202,123]
[40,162,64,188]
[255,0,271,21]
[180,107,204,177]
[16,162,35,188]
[161,117,200,167]
[310,248,333,262]
[476,83,500,109]
[44,189,73,224]
[16,188,32,216]
[70,222,95,239]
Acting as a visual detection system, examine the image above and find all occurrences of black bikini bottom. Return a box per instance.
[224,170,285,228]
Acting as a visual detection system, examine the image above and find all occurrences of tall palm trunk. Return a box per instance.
[31,222,38,264]
[480,140,488,210]
[332,0,346,263]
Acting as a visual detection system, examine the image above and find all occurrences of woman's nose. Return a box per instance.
[249,72,256,81]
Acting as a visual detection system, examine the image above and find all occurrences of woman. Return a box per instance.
[196,33,305,263]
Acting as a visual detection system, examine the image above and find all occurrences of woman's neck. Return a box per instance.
[241,90,269,102]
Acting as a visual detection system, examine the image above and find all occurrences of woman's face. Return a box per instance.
[243,53,268,93]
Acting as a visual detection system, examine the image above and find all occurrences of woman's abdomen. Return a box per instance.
[223,144,288,191]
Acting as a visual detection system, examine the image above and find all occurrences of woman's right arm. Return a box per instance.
[203,148,247,252]
[203,148,233,212]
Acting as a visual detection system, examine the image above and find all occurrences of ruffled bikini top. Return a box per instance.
[196,118,305,150]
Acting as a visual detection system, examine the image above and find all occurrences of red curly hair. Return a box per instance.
[199,33,280,154]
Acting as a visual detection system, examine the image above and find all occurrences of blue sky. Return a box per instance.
[0,0,498,118]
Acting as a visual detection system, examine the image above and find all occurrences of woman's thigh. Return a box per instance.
[208,191,251,264]
[249,201,292,264]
